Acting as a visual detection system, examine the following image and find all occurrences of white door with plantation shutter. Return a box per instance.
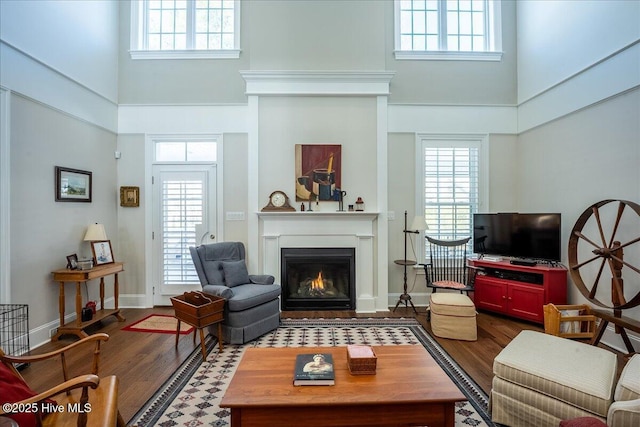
[152,164,217,306]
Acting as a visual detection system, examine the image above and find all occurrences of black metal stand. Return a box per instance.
[393,210,418,314]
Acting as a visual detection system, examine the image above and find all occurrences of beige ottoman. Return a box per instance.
[429,293,477,341]
[491,330,618,427]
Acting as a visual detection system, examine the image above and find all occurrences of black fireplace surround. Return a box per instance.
[281,247,356,310]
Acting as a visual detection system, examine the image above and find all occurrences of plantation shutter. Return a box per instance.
[422,145,479,243]
[161,179,202,285]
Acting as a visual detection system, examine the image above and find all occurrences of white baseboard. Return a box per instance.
[29,296,118,350]
[388,292,430,309]
[600,324,640,354]
[118,293,149,308]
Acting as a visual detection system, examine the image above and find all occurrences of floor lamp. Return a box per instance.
[393,210,428,314]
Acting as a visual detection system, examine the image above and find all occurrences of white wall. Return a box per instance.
[517,1,640,349]
[248,0,386,71]
[0,0,119,346]
[0,0,119,102]
[118,0,517,106]
[517,0,640,103]
[10,95,118,347]
[257,97,378,211]
[116,134,146,305]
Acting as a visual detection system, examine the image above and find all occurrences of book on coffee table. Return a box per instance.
[293,353,335,386]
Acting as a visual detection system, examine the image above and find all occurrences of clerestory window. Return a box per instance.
[394,0,502,61]
[130,0,241,59]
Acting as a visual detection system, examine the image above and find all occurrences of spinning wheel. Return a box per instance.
[568,199,640,310]
[568,199,640,355]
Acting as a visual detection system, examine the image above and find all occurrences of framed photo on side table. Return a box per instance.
[66,254,78,270]
[91,240,114,265]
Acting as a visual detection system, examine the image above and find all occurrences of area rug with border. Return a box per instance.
[130,317,494,427]
[122,314,195,335]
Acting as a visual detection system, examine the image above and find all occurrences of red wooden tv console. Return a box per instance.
[469,258,567,324]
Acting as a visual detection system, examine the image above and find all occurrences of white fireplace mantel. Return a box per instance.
[244,70,392,314]
[258,212,380,313]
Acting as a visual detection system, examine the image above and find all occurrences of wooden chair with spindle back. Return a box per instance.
[0,333,125,427]
[422,236,479,294]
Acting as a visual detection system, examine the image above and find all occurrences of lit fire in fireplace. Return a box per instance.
[311,271,325,292]
[295,269,344,298]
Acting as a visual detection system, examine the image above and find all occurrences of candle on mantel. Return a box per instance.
[327,153,334,177]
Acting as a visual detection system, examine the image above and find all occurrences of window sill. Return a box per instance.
[394,50,503,62]
[129,49,241,60]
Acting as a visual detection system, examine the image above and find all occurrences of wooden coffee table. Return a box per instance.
[220,345,465,427]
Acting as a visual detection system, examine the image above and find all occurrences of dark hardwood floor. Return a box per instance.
[19,306,543,423]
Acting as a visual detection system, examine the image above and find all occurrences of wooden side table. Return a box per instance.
[51,262,125,341]
[171,292,225,358]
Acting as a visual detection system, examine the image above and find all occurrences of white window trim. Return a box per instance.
[394,0,503,61]
[130,0,241,60]
[414,133,489,262]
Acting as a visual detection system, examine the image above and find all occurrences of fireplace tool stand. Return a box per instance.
[393,211,419,314]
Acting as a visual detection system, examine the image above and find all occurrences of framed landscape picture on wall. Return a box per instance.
[295,144,342,202]
[55,166,92,202]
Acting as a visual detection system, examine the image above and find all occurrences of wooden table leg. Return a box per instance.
[114,272,125,321]
[217,323,223,351]
[175,319,181,348]
[75,282,82,326]
[52,282,66,341]
[229,408,240,427]
[58,282,65,326]
[199,328,207,359]
[99,277,105,310]
[113,272,125,321]
[444,402,456,427]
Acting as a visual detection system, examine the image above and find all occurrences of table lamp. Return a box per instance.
[84,223,107,241]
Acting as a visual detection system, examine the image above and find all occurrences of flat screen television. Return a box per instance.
[473,213,561,262]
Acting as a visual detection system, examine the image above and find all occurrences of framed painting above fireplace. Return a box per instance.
[295,144,342,202]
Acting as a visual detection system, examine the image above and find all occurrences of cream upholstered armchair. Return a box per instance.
[606,354,640,426]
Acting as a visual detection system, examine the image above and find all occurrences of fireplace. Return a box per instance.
[281,247,356,310]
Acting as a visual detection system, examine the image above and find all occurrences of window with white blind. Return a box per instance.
[130,0,241,59]
[416,135,488,259]
[394,0,502,61]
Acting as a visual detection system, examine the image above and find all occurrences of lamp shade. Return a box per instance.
[410,216,428,232]
[84,223,107,241]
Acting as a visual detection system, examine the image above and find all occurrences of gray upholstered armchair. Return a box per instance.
[189,241,281,344]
